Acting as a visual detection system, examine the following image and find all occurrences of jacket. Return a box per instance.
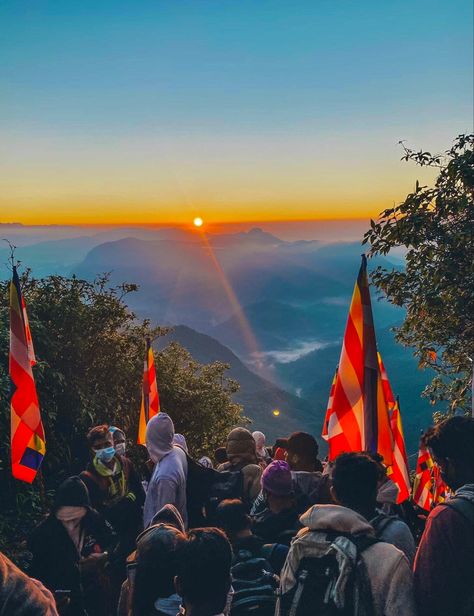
[279,504,416,616]
[414,484,474,616]
[28,510,115,616]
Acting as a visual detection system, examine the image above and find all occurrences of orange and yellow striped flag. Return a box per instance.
[10,267,45,483]
[377,353,410,503]
[325,256,393,463]
[412,444,434,511]
[137,338,160,444]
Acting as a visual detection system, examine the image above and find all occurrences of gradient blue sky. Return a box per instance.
[1,1,472,223]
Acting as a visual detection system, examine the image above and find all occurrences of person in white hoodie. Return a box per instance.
[143,413,188,528]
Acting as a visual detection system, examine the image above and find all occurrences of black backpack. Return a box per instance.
[277,533,377,616]
[186,455,244,527]
[230,549,279,616]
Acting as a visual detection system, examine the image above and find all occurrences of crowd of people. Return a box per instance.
[0,414,473,616]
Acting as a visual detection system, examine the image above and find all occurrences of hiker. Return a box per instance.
[28,476,116,616]
[277,453,416,616]
[216,498,288,575]
[252,460,301,545]
[80,425,145,563]
[331,452,416,564]
[173,433,188,453]
[0,551,58,616]
[214,447,228,466]
[109,426,127,457]
[144,413,188,528]
[252,431,271,468]
[217,428,262,504]
[175,528,233,616]
[414,416,474,616]
[118,504,187,616]
[281,431,330,506]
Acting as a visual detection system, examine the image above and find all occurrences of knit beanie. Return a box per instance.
[262,460,294,496]
[54,476,91,511]
[226,428,257,464]
[146,413,175,463]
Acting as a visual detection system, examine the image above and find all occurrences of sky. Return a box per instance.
[0,0,472,225]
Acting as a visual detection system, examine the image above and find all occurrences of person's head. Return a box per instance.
[252,431,267,459]
[109,426,126,456]
[53,476,90,519]
[226,427,258,467]
[422,416,474,491]
[214,447,228,465]
[175,528,232,615]
[87,425,116,465]
[331,452,379,517]
[173,433,188,453]
[282,432,319,471]
[133,514,187,615]
[146,412,175,464]
[215,499,252,542]
[261,460,295,513]
[364,451,387,487]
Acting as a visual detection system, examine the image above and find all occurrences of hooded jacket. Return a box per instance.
[279,504,416,616]
[144,413,188,528]
[28,478,116,616]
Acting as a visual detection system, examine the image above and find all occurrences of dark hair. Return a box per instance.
[176,528,232,611]
[331,452,379,510]
[286,432,319,463]
[364,451,387,481]
[215,499,251,540]
[214,447,228,465]
[86,424,110,448]
[422,416,474,470]
[133,524,187,615]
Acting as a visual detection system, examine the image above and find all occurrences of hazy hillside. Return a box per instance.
[157,325,324,443]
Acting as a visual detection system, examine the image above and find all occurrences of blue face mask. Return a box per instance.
[95,446,116,463]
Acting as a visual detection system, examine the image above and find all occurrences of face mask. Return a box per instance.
[115,442,126,456]
[95,446,115,463]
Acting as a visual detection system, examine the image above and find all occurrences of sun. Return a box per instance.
[272,409,280,417]
[193,217,203,227]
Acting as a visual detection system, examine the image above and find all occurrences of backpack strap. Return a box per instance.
[443,497,474,525]
[369,512,398,537]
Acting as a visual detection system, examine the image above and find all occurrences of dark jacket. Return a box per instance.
[28,510,115,616]
[80,455,145,539]
[414,497,474,616]
[252,505,301,545]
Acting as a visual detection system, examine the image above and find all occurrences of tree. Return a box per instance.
[0,272,244,558]
[363,134,474,415]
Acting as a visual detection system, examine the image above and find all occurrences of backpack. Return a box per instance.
[230,549,279,616]
[276,532,377,616]
[185,455,244,527]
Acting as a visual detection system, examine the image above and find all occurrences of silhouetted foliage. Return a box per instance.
[364,134,474,415]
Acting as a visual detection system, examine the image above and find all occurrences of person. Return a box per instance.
[28,476,116,616]
[144,413,188,528]
[80,425,145,560]
[414,416,474,616]
[215,498,288,575]
[118,505,187,616]
[330,452,416,564]
[175,528,233,616]
[252,431,271,468]
[109,426,127,457]
[173,433,188,453]
[281,432,329,504]
[0,551,58,616]
[214,447,228,466]
[217,428,262,504]
[252,460,301,545]
[278,453,416,616]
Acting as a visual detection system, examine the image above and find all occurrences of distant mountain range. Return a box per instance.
[0,222,433,457]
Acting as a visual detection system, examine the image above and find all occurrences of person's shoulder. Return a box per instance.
[364,538,408,571]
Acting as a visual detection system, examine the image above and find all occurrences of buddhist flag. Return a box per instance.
[10,267,45,483]
[326,255,392,464]
[137,338,160,444]
[322,367,338,442]
[432,464,449,504]
[412,444,434,511]
[377,353,410,503]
